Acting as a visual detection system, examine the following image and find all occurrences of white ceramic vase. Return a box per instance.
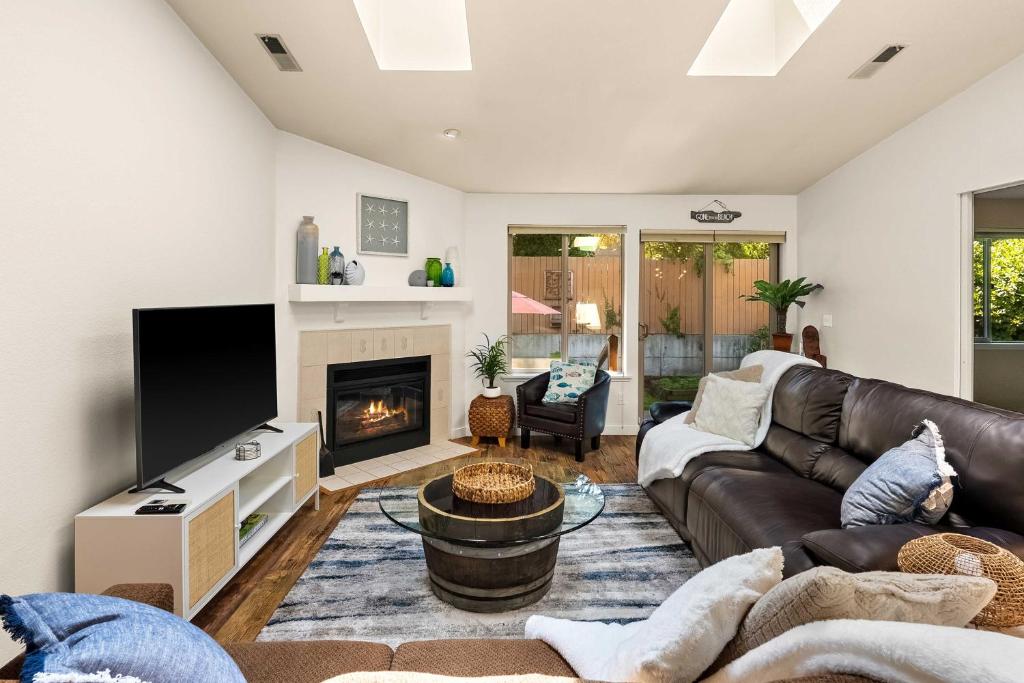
[482,385,501,398]
[344,260,365,285]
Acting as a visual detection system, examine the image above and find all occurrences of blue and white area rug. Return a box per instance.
[258,484,698,647]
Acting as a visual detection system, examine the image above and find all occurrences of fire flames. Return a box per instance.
[363,399,406,424]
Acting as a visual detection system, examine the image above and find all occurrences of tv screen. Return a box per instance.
[133,304,278,491]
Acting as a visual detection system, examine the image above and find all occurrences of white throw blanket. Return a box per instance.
[637,351,819,487]
[704,619,1024,683]
[525,548,784,683]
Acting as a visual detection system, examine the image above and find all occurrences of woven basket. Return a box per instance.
[898,533,1024,627]
[468,395,515,438]
[452,462,535,504]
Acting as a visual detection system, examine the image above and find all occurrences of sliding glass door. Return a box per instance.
[711,240,774,372]
[638,233,779,418]
[638,240,706,409]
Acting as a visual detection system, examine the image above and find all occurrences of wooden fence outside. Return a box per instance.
[511,256,769,335]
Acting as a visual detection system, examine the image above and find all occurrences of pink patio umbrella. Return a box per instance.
[511,291,560,315]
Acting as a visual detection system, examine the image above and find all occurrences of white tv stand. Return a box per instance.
[75,423,319,619]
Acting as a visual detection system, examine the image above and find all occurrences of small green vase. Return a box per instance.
[425,257,442,286]
[317,247,330,285]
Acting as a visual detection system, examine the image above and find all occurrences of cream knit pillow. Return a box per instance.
[684,365,764,424]
[692,374,770,446]
[714,566,997,668]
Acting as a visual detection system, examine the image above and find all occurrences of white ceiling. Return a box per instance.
[166,0,1024,194]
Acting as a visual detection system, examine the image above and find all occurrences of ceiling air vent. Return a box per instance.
[849,45,906,79]
[257,34,301,72]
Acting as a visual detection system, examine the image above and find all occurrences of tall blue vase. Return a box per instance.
[441,262,455,287]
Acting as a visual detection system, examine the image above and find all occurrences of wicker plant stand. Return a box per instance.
[468,394,516,448]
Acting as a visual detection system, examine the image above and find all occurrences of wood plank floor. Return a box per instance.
[192,434,638,643]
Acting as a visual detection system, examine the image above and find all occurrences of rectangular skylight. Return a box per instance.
[688,0,841,76]
[353,0,472,71]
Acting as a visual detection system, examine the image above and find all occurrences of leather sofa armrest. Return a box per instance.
[517,372,550,410]
[102,583,174,613]
[577,371,611,436]
[649,401,693,424]
[636,400,693,462]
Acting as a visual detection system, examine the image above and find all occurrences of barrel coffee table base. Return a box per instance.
[422,536,560,613]
[378,462,605,616]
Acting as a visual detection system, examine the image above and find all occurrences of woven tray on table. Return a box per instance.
[469,394,515,445]
[452,462,535,504]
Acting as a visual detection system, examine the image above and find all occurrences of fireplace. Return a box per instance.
[326,356,431,466]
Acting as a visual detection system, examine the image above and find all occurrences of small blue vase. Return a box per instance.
[440,262,455,287]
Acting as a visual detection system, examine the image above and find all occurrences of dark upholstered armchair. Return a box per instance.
[516,369,611,461]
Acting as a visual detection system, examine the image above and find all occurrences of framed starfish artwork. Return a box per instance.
[357,193,408,256]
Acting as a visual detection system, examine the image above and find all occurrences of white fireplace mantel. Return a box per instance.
[288,284,473,321]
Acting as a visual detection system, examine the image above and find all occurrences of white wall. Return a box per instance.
[798,54,1024,394]
[0,0,275,661]
[463,194,798,429]
[274,132,468,432]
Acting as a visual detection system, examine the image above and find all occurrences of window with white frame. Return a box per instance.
[508,227,625,373]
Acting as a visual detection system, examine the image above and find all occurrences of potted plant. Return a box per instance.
[741,278,823,352]
[467,334,511,398]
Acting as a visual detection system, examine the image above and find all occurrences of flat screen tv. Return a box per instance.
[132,304,278,492]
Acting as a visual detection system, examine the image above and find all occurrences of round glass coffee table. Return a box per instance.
[378,459,604,612]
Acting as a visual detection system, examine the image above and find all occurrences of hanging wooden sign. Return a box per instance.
[691,200,741,223]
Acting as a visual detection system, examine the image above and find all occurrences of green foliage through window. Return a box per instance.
[643,375,701,409]
[602,292,621,330]
[641,241,769,274]
[747,325,770,353]
[512,234,620,257]
[659,305,682,338]
[975,237,1024,342]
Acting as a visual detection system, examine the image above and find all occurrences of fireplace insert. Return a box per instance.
[326,356,431,466]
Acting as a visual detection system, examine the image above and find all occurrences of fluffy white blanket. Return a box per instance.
[637,351,818,487]
[525,548,784,683]
[704,618,1024,683]
[33,672,148,683]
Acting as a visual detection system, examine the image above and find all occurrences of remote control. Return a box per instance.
[135,503,186,515]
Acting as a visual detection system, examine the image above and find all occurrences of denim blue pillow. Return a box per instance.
[841,420,957,528]
[0,592,245,683]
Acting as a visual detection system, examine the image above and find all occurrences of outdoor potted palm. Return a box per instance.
[467,334,511,398]
[742,278,823,352]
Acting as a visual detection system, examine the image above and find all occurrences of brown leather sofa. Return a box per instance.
[639,365,1024,578]
[1,583,878,682]
[0,585,577,683]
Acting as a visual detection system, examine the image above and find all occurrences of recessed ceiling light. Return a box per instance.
[689,0,841,77]
[353,0,472,71]
[442,128,461,139]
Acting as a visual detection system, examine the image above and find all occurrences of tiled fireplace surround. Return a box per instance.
[299,324,474,491]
